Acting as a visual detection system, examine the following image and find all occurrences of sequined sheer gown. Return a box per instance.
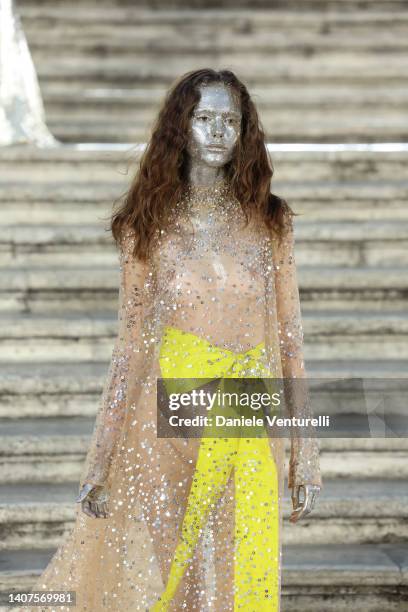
[17,180,322,612]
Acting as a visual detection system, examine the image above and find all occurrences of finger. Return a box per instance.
[291,488,320,523]
[76,484,94,502]
[308,489,319,512]
[309,491,317,511]
[289,511,298,523]
[295,504,309,521]
[302,493,313,515]
[94,502,104,519]
[289,507,303,523]
[290,499,307,521]
[291,490,301,510]
[89,502,101,518]
[82,502,96,519]
[86,502,98,519]
[94,502,108,519]
[76,492,89,503]
[291,497,312,522]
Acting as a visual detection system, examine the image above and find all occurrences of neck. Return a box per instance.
[187,162,225,188]
[181,175,233,215]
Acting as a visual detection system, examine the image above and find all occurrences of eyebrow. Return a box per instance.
[193,109,242,117]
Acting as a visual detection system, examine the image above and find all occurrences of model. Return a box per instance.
[17,68,322,611]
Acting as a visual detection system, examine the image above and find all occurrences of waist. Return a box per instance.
[159,325,269,379]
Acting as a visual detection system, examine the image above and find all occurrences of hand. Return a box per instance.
[289,484,320,523]
[76,483,109,519]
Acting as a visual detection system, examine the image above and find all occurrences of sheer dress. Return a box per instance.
[17,179,322,612]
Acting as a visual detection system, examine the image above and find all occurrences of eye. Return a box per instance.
[226,116,240,125]
[196,115,209,122]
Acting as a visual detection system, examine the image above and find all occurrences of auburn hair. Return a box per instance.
[111,68,294,261]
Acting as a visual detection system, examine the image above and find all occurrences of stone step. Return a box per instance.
[18,0,408,9]
[24,41,408,68]
[24,24,408,54]
[0,479,406,550]
[0,224,115,268]
[1,265,406,313]
[27,52,407,86]
[19,94,408,142]
[1,311,408,362]
[1,147,406,183]
[19,0,408,21]
[19,7,408,53]
[2,177,406,204]
[17,5,408,142]
[0,362,103,420]
[1,359,407,420]
[0,543,407,611]
[39,119,408,143]
[44,112,408,143]
[19,6,408,28]
[2,219,408,267]
[42,105,408,124]
[0,313,117,362]
[40,83,408,112]
[0,266,118,314]
[0,415,407,484]
[2,182,407,225]
[298,221,408,267]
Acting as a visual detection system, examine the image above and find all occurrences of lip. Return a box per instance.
[206,145,228,151]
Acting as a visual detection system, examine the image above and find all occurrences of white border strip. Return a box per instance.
[71,142,408,153]
[267,143,408,152]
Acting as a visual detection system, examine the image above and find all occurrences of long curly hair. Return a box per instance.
[111,68,294,261]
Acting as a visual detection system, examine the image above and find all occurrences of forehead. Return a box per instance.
[195,83,241,114]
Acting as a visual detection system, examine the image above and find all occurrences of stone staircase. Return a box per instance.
[18,0,408,142]
[1,0,408,609]
[1,145,407,610]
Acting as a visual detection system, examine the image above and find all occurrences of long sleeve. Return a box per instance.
[80,230,149,489]
[272,212,322,489]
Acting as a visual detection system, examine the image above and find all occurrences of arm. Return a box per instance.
[272,212,322,490]
[79,229,149,490]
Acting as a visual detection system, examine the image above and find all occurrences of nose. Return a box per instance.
[211,116,224,139]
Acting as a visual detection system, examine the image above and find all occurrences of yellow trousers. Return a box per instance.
[152,326,280,611]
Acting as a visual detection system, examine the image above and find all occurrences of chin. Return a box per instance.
[202,153,230,167]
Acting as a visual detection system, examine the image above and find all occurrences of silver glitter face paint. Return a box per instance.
[187,83,242,184]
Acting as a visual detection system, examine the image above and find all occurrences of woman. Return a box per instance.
[18,68,322,611]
